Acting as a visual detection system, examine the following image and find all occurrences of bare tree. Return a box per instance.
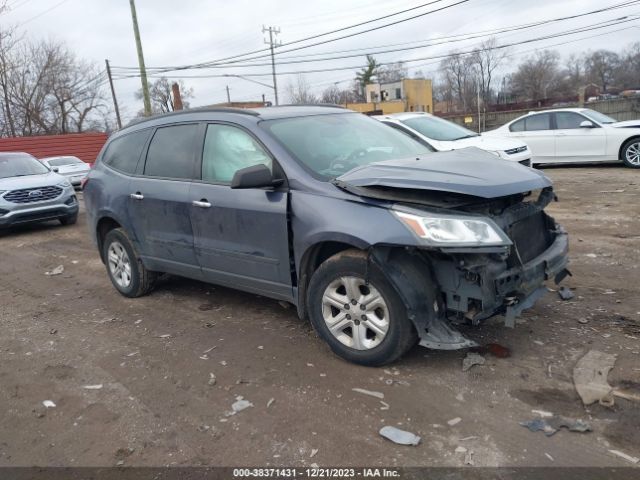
[470,38,508,106]
[321,84,357,104]
[136,77,193,114]
[584,50,620,93]
[285,75,319,104]
[439,52,475,111]
[0,37,108,136]
[377,61,408,83]
[509,50,563,101]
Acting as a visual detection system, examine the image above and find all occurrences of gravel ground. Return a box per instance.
[0,165,639,468]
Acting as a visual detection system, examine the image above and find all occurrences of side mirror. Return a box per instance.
[231,164,278,189]
[579,120,595,128]
[52,167,59,173]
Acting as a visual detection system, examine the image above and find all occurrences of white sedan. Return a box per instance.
[375,112,532,166]
[483,108,640,168]
[40,156,91,188]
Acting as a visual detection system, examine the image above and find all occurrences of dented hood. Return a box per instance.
[334,147,551,198]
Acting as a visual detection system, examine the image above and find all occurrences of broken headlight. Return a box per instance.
[393,210,511,247]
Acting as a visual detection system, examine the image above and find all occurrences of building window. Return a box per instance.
[395,88,401,99]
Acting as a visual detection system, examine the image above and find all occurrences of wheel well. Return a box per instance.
[619,135,640,160]
[96,217,121,262]
[296,241,363,320]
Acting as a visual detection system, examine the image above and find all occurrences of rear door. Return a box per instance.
[509,113,556,164]
[189,122,292,300]
[553,111,607,162]
[128,123,202,278]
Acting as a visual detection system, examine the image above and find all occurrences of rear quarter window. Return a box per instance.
[103,129,151,174]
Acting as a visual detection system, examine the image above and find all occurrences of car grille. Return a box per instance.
[505,146,527,155]
[507,211,554,264]
[3,185,63,204]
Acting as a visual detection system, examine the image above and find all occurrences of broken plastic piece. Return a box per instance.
[379,426,421,446]
[573,350,617,405]
[42,400,56,408]
[558,286,574,300]
[520,415,592,436]
[231,396,253,413]
[462,352,485,372]
[45,265,64,276]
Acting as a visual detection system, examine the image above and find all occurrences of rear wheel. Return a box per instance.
[307,249,417,366]
[103,228,157,297]
[621,139,640,168]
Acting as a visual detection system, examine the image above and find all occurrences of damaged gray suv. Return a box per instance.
[84,106,569,366]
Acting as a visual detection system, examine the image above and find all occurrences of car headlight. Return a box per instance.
[57,180,72,188]
[393,210,511,246]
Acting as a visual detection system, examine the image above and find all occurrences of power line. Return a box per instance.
[113,0,469,74]
[111,0,640,74]
[111,15,640,81]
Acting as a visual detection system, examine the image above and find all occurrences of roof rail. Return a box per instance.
[125,106,260,128]
[275,103,347,109]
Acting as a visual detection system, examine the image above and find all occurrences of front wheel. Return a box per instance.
[103,228,157,298]
[307,249,417,366]
[621,139,640,168]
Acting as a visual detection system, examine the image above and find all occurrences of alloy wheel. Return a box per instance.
[626,141,640,166]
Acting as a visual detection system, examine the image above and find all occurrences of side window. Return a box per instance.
[555,112,588,129]
[525,114,552,131]
[144,124,199,179]
[202,124,272,183]
[509,119,525,132]
[102,130,150,174]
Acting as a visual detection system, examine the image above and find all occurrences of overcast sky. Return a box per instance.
[2,0,638,121]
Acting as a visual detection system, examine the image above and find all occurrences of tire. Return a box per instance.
[59,213,78,226]
[103,228,157,298]
[307,249,417,366]
[621,138,640,168]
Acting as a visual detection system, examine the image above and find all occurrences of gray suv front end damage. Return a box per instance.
[332,149,570,350]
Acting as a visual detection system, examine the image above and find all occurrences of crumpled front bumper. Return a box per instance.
[432,227,570,327]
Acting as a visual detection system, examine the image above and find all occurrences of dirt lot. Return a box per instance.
[0,166,639,468]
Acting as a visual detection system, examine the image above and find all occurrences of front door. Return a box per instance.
[129,123,201,278]
[553,111,607,162]
[189,123,292,299]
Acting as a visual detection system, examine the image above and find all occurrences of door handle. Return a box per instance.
[192,199,212,208]
[130,192,144,200]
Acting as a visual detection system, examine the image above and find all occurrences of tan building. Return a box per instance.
[345,78,433,114]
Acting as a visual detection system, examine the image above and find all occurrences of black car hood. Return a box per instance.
[334,147,551,198]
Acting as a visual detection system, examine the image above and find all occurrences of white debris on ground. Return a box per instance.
[447,417,462,426]
[573,350,617,405]
[42,400,56,408]
[45,265,64,276]
[352,388,384,399]
[230,396,253,414]
[379,426,421,446]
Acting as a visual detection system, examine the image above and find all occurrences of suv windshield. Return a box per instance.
[581,109,617,124]
[261,113,432,178]
[401,115,478,141]
[47,157,84,167]
[0,154,49,179]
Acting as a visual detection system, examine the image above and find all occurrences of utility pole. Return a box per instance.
[226,85,231,104]
[105,59,122,129]
[477,79,481,133]
[262,25,280,106]
[129,0,151,116]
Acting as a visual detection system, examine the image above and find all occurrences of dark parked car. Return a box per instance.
[84,106,569,366]
[0,152,79,228]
